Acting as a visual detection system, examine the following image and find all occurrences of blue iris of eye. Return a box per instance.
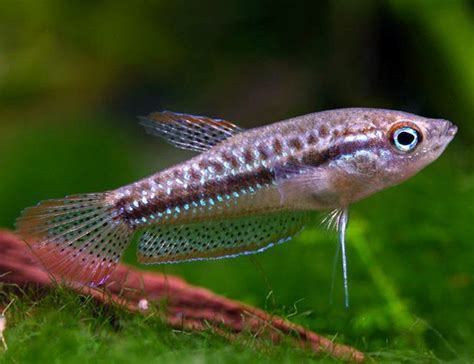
[392,127,419,152]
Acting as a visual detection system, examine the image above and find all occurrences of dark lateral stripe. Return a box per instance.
[119,167,274,224]
[120,138,385,224]
[302,139,385,167]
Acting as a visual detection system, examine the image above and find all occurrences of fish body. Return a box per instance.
[16,108,457,286]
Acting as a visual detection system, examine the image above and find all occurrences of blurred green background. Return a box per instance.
[1,0,473,362]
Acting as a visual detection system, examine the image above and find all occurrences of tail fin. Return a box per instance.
[15,193,133,287]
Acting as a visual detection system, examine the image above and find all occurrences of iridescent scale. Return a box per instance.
[116,125,329,228]
[117,109,387,229]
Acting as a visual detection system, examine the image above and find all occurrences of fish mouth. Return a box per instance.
[446,122,458,138]
[438,119,457,141]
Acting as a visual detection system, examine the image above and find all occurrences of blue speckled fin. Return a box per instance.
[139,111,243,152]
[15,193,133,287]
[137,211,310,264]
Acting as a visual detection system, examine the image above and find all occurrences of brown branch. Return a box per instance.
[0,230,364,362]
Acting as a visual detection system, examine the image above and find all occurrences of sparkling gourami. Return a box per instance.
[16,108,457,286]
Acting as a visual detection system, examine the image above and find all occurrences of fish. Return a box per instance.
[15,108,457,294]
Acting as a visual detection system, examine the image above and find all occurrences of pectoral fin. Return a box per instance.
[274,163,331,206]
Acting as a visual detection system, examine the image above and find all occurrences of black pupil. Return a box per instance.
[397,131,415,146]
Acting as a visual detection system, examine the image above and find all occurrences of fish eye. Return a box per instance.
[391,126,420,152]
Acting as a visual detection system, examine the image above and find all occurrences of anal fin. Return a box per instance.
[137,211,310,264]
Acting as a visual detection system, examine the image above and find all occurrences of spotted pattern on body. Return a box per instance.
[114,111,395,228]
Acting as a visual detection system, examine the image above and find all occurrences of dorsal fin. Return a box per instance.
[139,111,244,152]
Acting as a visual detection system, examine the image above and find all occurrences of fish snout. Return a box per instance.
[432,119,458,141]
[446,122,458,138]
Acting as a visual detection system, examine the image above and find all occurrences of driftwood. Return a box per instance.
[0,230,364,362]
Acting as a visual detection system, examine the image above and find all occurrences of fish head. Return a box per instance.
[324,109,457,206]
[375,111,457,183]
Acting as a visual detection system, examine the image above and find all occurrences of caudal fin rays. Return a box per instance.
[16,193,133,287]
